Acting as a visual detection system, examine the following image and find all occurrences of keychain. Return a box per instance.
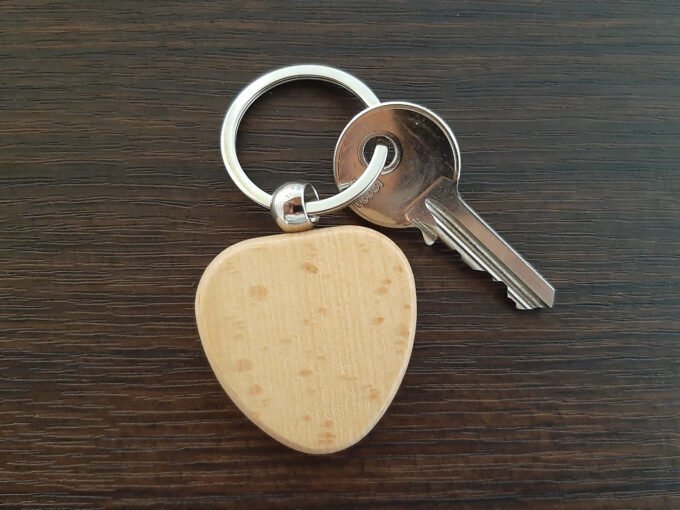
[195,66,417,454]
[196,64,555,455]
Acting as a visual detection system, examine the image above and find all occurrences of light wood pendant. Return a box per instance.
[195,225,417,454]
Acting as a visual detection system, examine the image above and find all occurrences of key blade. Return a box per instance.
[424,197,555,310]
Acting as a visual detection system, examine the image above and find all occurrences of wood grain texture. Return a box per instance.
[1,0,679,508]
[195,226,417,454]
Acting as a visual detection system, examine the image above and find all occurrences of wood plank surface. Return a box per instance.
[1,1,679,508]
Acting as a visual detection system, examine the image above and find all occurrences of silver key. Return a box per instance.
[334,101,555,310]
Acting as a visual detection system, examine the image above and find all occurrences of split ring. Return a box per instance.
[220,64,387,216]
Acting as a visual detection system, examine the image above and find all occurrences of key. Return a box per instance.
[334,101,555,309]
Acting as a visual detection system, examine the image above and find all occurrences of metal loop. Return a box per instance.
[220,65,386,216]
[270,182,320,233]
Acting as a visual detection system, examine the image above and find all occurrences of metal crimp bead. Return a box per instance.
[270,182,320,233]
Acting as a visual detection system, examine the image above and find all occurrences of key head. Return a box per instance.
[334,102,461,228]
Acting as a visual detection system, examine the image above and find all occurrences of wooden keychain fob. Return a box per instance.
[195,66,417,454]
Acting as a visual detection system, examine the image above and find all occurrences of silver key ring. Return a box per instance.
[220,64,387,216]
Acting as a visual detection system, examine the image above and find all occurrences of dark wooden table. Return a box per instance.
[2,1,679,508]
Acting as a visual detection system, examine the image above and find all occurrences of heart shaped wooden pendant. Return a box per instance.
[195,225,416,454]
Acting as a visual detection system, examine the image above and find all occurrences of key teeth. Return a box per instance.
[512,298,532,311]
[507,288,532,310]
[425,197,554,311]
